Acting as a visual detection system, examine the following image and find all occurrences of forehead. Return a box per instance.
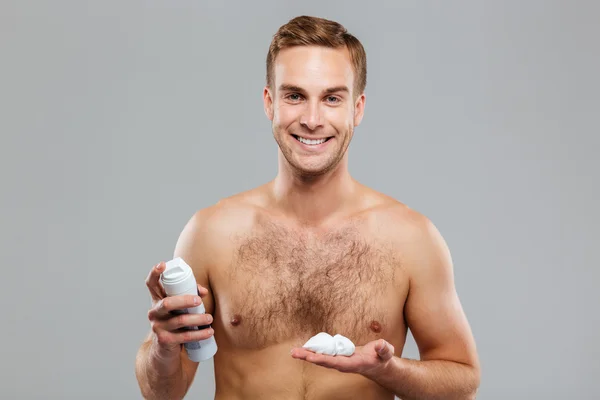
[273,46,354,91]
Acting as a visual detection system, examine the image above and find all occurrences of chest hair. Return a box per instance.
[226,218,399,348]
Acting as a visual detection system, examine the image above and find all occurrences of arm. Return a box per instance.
[135,331,195,400]
[368,214,480,399]
[135,209,217,400]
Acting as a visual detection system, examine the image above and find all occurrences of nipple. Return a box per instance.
[369,320,382,333]
[230,315,242,327]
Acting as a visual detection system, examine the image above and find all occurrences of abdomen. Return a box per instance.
[213,341,396,400]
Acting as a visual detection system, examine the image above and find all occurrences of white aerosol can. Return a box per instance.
[160,257,218,362]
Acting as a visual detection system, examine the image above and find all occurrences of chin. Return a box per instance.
[292,160,338,177]
[297,168,328,177]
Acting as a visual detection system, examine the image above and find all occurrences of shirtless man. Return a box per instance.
[135,15,481,400]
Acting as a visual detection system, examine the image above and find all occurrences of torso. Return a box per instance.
[203,186,411,400]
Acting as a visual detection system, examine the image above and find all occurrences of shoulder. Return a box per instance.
[173,187,270,281]
[355,185,430,237]
[181,182,279,247]
[357,187,450,272]
[184,187,268,245]
[381,202,441,246]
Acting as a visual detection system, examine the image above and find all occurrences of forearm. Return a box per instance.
[367,357,480,400]
[135,340,189,400]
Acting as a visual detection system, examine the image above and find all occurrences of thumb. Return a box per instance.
[197,284,209,297]
[375,339,394,361]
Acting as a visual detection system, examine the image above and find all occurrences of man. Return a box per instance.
[135,15,480,400]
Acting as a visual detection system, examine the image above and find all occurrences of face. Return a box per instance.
[263,46,365,177]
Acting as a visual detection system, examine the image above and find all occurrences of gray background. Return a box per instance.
[1,1,598,399]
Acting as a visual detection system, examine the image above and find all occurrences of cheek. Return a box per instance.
[274,105,296,128]
[326,108,353,129]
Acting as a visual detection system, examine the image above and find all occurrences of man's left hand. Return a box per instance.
[290,339,395,377]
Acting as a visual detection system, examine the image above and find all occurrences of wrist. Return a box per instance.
[150,335,181,357]
[363,355,402,382]
[149,341,182,372]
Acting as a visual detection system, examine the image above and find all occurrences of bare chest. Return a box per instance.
[213,221,407,349]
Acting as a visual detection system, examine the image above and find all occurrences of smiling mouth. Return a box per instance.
[292,135,333,145]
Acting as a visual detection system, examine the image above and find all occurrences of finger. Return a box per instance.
[163,313,213,332]
[291,348,352,372]
[156,326,215,347]
[148,294,202,320]
[172,326,215,344]
[305,352,349,371]
[197,284,209,297]
[290,347,312,360]
[375,339,394,361]
[145,262,167,301]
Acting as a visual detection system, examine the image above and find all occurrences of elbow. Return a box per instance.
[465,364,481,400]
[457,384,479,400]
[449,361,480,400]
[465,389,479,400]
[135,369,155,400]
[138,386,152,400]
[135,376,153,400]
[464,389,478,400]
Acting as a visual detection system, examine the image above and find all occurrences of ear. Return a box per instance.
[263,86,274,121]
[353,93,366,127]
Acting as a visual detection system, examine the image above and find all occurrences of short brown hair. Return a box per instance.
[266,16,367,96]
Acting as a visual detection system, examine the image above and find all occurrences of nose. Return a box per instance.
[299,101,323,131]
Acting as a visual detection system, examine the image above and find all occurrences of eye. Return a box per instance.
[326,96,341,104]
[286,93,303,102]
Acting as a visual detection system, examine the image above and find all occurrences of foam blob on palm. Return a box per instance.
[302,332,356,356]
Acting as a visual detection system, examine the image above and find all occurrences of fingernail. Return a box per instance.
[193,297,199,305]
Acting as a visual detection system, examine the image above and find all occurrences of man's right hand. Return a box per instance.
[145,262,214,357]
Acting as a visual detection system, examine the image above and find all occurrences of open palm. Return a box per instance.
[291,339,395,377]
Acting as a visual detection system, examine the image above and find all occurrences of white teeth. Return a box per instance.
[297,136,327,145]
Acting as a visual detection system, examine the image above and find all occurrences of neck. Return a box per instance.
[271,152,356,225]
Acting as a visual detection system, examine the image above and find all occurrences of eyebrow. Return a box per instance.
[278,84,350,95]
